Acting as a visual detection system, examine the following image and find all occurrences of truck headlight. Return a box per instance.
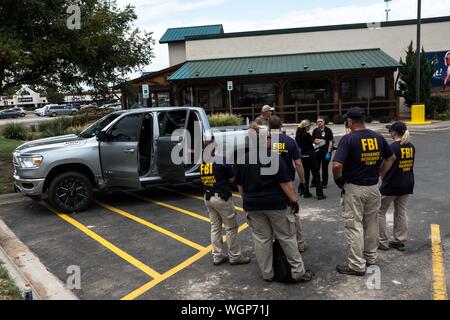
[17,155,43,168]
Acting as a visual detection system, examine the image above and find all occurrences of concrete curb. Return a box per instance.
[0,193,32,206]
[0,218,79,300]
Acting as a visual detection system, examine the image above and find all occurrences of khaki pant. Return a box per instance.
[204,196,242,263]
[295,213,306,250]
[247,209,306,280]
[342,183,381,272]
[378,195,409,247]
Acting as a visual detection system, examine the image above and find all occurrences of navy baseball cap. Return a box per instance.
[343,107,365,120]
[387,121,407,134]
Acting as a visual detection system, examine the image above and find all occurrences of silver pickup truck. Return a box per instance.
[13,107,249,213]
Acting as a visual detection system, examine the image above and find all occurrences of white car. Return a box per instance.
[34,105,51,117]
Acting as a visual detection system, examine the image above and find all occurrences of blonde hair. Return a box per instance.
[400,130,410,145]
[299,119,311,129]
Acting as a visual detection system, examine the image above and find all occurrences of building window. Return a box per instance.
[181,86,224,112]
[374,77,387,99]
[236,83,276,108]
[340,79,357,102]
[288,80,331,104]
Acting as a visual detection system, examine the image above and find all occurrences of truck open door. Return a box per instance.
[98,113,144,189]
[157,135,186,182]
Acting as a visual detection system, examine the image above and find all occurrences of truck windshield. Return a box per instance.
[79,113,121,138]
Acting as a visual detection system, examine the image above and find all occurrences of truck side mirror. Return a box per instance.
[97,131,108,142]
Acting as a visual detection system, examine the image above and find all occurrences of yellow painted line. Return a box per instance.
[128,192,210,223]
[164,188,245,213]
[40,202,161,279]
[122,222,249,300]
[94,200,206,252]
[431,224,448,300]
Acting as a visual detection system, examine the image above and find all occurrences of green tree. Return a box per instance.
[46,86,65,103]
[0,0,154,96]
[398,42,434,112]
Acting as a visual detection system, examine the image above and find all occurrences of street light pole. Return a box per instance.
[416,0,422,103]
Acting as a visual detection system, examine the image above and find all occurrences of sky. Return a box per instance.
[116,0,450,76]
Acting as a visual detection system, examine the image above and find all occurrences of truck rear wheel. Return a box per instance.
[48,171,93,213]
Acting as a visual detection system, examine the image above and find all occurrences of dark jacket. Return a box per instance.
[295,128,315,156]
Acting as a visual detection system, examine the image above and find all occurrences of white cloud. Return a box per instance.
[117,0,226,19]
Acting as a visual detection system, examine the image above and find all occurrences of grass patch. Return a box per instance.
[0,137,23,195]
[0,262,23,300]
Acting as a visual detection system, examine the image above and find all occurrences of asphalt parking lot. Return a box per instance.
[0,127,449,300]
[0,113,53,127]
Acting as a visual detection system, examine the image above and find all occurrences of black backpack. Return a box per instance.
[273,239,295,283]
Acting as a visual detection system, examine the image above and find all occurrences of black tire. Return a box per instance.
[51,112,57,117]
[48,171,93,213]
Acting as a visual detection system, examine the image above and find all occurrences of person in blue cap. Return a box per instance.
[332,107,396,276]
[378,122,415,252]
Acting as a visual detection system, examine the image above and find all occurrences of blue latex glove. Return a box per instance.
[325,152,331,161]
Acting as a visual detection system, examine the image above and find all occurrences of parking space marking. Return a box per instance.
[128,192,210,223]
[94,200,206,252]
[41,202,162,279]
[431,224,448,300]
[163,188,245,213]
[121,222,249,300]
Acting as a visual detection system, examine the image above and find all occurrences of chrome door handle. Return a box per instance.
[124,148,135,153]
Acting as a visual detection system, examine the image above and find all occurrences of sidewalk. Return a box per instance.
[283,120,450,138]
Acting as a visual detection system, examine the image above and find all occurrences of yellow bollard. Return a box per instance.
[406,104,432,125]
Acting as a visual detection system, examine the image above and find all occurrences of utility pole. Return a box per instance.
[384,0,392,22]
[416,0,422,103]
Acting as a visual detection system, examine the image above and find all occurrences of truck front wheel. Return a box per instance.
[48,171,93,213]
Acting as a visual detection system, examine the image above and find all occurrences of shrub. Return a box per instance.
[208,113,244,127]
[378,116,392,124]
[67,125,88,135]
[1,122,28,140]
[365,115,374,123]
[435,111,450,121]
[38,117,73,138]
[30,124,37,132]
[332,114,345,125]
[72,108,113,127]
[430,95,450,117]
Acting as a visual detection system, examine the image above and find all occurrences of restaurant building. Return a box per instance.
[127,16,450,121]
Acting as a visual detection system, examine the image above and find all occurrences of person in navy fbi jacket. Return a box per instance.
[378,122,415,252]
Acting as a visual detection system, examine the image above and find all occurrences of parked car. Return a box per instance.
[80,103,97,110]
[100,102,122,111]
[66,103,81,110]
[11,107,26,117]
[0,109,21,119]
[12,107,249,213]
[35,105,54,117]
[45,104,78,117]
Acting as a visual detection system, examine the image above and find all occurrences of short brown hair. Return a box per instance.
[268,115,282,130]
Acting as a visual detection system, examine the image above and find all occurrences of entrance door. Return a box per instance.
[100,113,144,188]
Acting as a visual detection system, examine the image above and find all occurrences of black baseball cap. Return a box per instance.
[343,107,365,120]
[387,121,407,134]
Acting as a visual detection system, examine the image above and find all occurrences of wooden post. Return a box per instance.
[367,98,371,116]
[251,104,255,120]
[277,79,286,121]
[338,99,342,116]
[295,102,299,124]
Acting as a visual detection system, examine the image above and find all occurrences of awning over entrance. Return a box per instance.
[168,48,400,80]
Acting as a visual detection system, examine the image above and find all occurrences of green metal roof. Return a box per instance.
[160,24,224,43]
[168,49,400,81]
